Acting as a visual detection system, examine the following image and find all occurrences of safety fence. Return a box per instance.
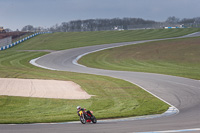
[0,36,12,47]
[0,32,51,51]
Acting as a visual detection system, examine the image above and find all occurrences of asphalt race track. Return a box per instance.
[1,32,200,133]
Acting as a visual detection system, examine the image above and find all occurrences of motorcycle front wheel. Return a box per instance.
[80,116,86,124]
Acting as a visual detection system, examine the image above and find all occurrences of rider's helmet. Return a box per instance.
[77,106,81,110]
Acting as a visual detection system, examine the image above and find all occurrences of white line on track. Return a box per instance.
[133,128,200,133]
[30,57,58,71]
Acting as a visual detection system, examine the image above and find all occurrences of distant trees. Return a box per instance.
[166,16,180,24]
[19,17,200,33]
[4,28,12,32]
[165,16,200,27]
[21,25,34,32]
[21,25,46,32]
[49,18,159,32]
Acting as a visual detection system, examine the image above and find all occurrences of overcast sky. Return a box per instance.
[1,0,200,30]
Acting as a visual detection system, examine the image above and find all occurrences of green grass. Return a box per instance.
[1,28,199,123]
[12,28,200,50]
[79,37,200,80]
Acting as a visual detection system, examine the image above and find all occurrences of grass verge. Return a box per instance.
[12,28,200,50]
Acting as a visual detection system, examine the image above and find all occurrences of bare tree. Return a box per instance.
[166,16,180,24]
[21,25,34,32]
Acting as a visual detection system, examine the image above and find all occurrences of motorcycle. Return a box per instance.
[79,110,97,124]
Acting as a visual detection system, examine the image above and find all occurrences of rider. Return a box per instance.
[77,106,85,116]
[77,106,93,117]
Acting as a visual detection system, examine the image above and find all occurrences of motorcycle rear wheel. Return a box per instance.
[92,116,97,124]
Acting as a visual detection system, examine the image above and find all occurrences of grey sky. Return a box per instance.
[1,0,200,30]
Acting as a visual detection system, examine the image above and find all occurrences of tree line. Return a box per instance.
[19,16,200,32]
[49,18,158,32]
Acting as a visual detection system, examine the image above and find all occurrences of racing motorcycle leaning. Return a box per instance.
[78,110,97,124]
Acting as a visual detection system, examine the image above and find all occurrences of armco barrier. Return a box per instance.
[0,32,52,51]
